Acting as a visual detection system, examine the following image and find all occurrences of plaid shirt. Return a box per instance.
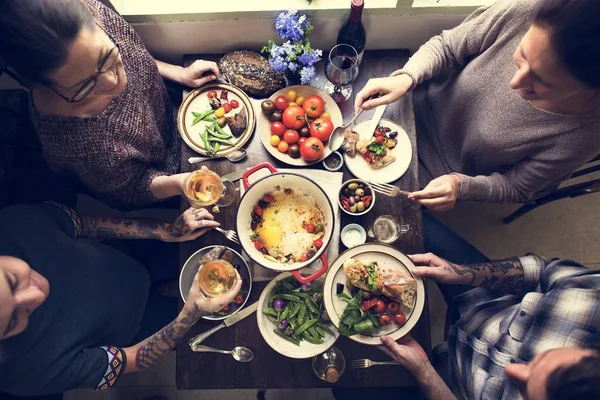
[449,255,600,400]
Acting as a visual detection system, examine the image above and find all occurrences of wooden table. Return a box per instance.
[177,50,428,390]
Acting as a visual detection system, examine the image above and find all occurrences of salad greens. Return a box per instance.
[337,289,381,336]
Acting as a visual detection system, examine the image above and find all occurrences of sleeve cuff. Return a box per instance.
[454,173,471,200]
[95,346,127,391]
[44,201,82,238]
[519,254,544,292]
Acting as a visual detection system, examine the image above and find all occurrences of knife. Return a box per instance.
[188,301,258,348]
[364,104,387,141]
[220,169,246,182]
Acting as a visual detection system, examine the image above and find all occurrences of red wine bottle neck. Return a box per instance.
[349,0,364,22]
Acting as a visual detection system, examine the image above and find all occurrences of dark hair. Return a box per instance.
[0,0,94,84]
[533,0,600,89]
[546,349,600,400]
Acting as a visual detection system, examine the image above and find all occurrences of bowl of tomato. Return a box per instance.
[258,85,343,166]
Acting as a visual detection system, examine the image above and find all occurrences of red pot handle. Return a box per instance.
[292,254,328,284]
[242,162,278,191]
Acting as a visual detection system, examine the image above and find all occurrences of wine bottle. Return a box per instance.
[337,0,366,65]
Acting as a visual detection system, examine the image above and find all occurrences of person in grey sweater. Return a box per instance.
[355,0,600,211]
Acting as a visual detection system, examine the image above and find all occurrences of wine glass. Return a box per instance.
[324,44,359,103]
[184,167,237,208]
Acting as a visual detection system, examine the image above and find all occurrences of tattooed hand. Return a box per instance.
[409,253,524,294]
[162,207,220,242]
[185,269,243,314]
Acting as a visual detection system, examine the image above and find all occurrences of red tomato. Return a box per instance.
[222,304,230,311]
[387,302,400,313]
[361,298,378,312]
[306,223,315,233]
[393,313,407,325]
[254,206,263,217]
[375,135,385,144]
[283,129,299,144]
[313,239,323,248]
[274,96,289,111]
[282,105,306,130]
[302,95,325,118]
[373,299,386,314]
[234,295,244,305]
[309,118,335,142]
[299,137,325,161]
[270,121,286,136]
[223,103,232,113]
[298,137,307,145]
[230,99,240,108]
[207,90,217,99]
[263,194,274,203]
[301,252,309,262]
[378,314,392,326]
[254,240,264,250]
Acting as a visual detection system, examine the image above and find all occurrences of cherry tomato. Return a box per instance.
[295,95,306,107]
[254,206,263,217]
[234,294,244,305]
[277,141,289,153]
[282,105,306,130]
[214,107,225,118]
[393,313,407,325]
[302,95,325,118]
[378,314,392,326]
[387,302,400,313]
[313,238,323,248]
[254,240,264,251]
[301,252,309,262]
[207,90,217,99]
[223,103,232,113]
[309,118,335,142]
[263,194,275,203]
[298,137,307,145]
[286,89,298,102]
[274,96,289,111]
[283,129,300,144]
[306,223,315,233]
[373,299,386,314]
[270,121,286,136]
[361,298,378,312]
[375,135,385,144]
[299,137,325,161]
[230,99,240,108]
[270,135,281,147]
[320,112,331,120]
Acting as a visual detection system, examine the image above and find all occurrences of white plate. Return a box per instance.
[344,119,413,184]
[323,243,425,346]
[257,270,339,359]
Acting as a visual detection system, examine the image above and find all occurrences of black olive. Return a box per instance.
[251,220,258,230]
[389,131,398,138]
[336,283,345,295]
[258,200,268,209]
[358,183,365,189]
[261,247,269,254]
[383,126,392,133]
[344,188,351,196]
[252,213,262,223]
[306,251,316,259]
[354,195,361,202]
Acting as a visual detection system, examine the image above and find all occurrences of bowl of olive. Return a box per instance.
[338,179,376,216]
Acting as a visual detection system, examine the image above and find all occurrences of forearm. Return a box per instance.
[124,304,205,373]
[451,257,524,294]
[80,216,170,240]
[155,59,184,84]
[414,363,457,400]
[150,173,187,200]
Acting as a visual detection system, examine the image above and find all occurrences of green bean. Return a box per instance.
[212,142,221,153]
[273,294,302,302]
[273,329,300,345]
[207,137,234,146]
[302,331,324,344]
[200,129,210,151]
[314,325,326,338]
[317,323,337,337]
[304,297,319,315]
[281,281,297,291]
[288,303,302,319]
[289,318,298,330]
[198,109,215,120]
[263,308,278,318]
[278,305,290,322]
[296,318,318,336]
[212,121,233,139]
[298,305,307,325]
[308,326,322,338]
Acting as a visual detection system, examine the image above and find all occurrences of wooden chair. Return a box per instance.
[504,155,600,224]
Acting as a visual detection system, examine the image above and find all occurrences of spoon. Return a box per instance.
[191,345,254,362]
[328,94,380,152]
[188,149,247,164]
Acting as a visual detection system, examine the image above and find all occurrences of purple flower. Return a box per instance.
[300,65,316,85]
[276,10,308,42]
[288,62,299,72]
[269,56,288,72]
[270,44,285,59]
[299,48,322,66]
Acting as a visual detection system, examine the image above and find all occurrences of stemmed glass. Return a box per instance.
[184,167,237,207]
[324,44,360,103]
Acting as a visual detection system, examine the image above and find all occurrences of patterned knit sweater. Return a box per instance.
[394,0,600,203]
[31,0,180,208]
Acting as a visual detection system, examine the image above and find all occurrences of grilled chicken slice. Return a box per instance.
[226,108,247,137]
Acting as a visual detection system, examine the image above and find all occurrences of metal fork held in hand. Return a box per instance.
[369,181,411,198]
[214,227,239,244]
[350,359,401,369]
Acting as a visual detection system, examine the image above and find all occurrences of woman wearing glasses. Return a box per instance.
[0,0,219,208]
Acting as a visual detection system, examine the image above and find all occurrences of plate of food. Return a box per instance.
[179,245,252,320]
[323,243,425,345]
[178,83,256,157]
[342,119,412,184]
[257,85,343,166]
[257,269,339,359]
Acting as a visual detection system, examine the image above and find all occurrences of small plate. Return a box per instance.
[178,82,256,157]
[257,85,343,166]
[256,269,339,359]
[323,243,425,346]
[179,245,252,321]
[344,119,413,184]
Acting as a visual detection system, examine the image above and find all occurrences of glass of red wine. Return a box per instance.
[324,44,359,103]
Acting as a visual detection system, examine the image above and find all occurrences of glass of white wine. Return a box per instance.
[183,167,236,208]
[197,259,238,297]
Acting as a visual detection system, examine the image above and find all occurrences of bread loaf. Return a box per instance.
[219,51,286,98]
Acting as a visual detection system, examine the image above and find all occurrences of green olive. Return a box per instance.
[348,183,359,190]
[350,204,358,213]
[315,224,324,233]
[357,201,365,212]
[355,188,365,196]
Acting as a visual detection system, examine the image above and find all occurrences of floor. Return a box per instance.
[64,171,600,400]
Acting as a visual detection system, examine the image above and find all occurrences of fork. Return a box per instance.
[369,181,411,198]
[350,359,401,369]
[214,227,239,244]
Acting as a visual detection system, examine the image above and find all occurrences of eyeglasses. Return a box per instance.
[49,23,121,103]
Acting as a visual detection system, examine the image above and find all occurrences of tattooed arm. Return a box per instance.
[123,269,242,374]
[78,207,219,243]
[410,253,525,295]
